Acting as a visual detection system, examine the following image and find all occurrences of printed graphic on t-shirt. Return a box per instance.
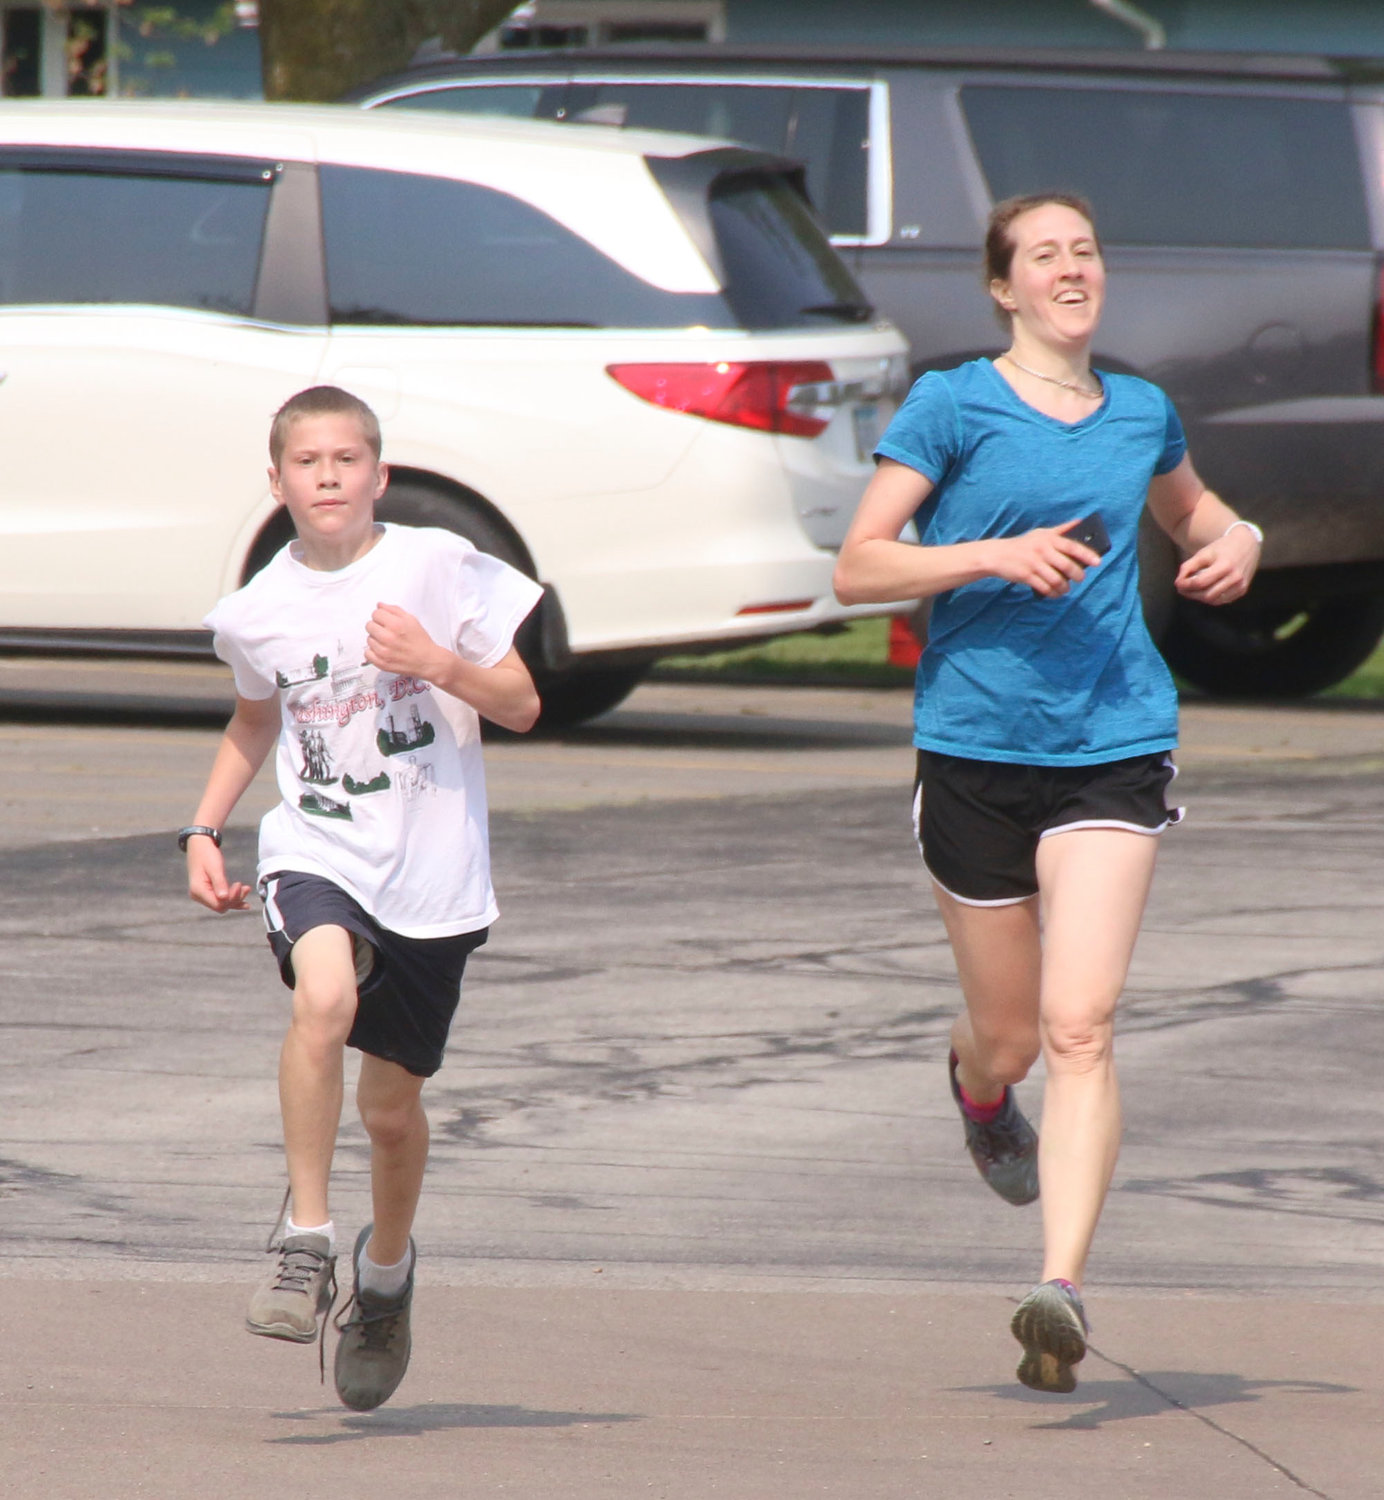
[377,704,436,757]
[343,770,390,795]
[276,653,329,689]
[297,728,338,785]
[330,655,371,698]
[396,754,436,802]
[300,789,352,820]
[275,639,438,818]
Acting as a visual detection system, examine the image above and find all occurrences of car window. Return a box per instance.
[0,162,270,313]
[319,164,728,328]
[373,83,560,118]
[961,85,1370,251]
[709,169,872,329]
[565,82,871,238]
[786,87,870,239]
[566,79,792,143]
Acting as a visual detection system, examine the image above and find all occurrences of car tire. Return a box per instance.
[378,479,647,729]
[1160,591,1384,698]
[377,476,528,573]
[529,662,649,728]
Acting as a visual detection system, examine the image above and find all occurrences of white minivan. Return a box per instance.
[0,102,908,723]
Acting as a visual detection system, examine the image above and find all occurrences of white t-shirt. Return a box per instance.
[205,523,543,938]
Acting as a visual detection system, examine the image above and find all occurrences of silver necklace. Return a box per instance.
[1000,353,1102,398]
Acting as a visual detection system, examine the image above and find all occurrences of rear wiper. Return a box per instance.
[799,300,874,322]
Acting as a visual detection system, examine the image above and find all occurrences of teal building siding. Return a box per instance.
[725,0,1384,56]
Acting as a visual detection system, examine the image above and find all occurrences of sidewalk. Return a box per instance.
[5,1281,1376,1499]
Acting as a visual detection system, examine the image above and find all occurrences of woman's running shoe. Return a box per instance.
[948,1051,1039,1205]
[1011,1278,1089,1393]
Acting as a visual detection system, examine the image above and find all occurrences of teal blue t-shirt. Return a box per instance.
[874,358,1185,766]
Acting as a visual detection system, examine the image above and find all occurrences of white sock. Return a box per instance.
[286,1216,336,1255]
[358,1243,414,1299]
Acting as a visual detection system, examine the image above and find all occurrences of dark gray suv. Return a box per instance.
[354,45,1384,697]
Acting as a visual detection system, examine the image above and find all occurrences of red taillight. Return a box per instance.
[607,360,835,438]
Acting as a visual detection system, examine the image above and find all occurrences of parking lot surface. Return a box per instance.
[2,661,1383,1497]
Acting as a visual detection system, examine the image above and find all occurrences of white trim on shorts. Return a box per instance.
[925,865,1036,908]
[1039,816,1169,839]
[911,785,1036,906]
[260,874,286,934]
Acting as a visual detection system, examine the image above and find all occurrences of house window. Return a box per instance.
[480,2,725,53]
[500,23,590,48]
[66,5,107,95]
[1,9,39,96]
[605,23,709,42]
[1,4,113,97]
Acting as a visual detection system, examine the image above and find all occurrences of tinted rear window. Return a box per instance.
[710,170,872,329]
[319,164,728,328]
[0,165,269,312]
[961,86,1370,251]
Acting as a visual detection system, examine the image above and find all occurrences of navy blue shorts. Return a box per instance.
[260,871,487,1078]
[913,750,1180,906]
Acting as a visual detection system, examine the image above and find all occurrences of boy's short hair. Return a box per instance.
[269,385,382,468]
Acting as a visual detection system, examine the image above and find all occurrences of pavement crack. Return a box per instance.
[1098,1349,1338,1499]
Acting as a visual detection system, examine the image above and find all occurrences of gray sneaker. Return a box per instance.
[1011,1278,1089,1393]
[333,1224,415,1412]
[949,1050,1040,1206]
[246,1232,337,1343]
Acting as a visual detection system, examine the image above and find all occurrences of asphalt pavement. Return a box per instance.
[2,662,1383,1498]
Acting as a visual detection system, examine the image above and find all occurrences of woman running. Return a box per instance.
[834,193,1262,1393]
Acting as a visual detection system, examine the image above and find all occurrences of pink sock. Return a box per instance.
[957,1079,1005,1123]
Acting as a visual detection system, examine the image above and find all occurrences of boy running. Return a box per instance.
[183,385,541,1410]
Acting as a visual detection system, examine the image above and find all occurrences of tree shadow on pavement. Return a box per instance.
[963,1367,1353,1431]
[267,1402,639,1444]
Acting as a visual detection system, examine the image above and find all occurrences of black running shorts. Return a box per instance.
[260,871,487,1078]
[913,750,1180,906]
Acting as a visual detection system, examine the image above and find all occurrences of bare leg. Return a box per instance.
[933,886,1043,1103]
[278,924,358,1228]
[1033,828,1159,1287]
[356,1054,429,1266]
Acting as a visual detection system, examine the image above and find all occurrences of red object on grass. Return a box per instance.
[888,615,923,668]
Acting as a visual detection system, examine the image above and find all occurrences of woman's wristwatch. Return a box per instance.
[1222,519,1264,545]
[177,825,222,852]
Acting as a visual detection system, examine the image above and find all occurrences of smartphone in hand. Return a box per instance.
[1068,512,1111,557]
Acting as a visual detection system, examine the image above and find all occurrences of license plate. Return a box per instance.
[852,403,880,462]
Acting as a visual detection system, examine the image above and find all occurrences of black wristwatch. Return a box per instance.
[177,825,223,852]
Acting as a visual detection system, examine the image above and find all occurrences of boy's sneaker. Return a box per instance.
[1011,1279,1089,1393]
[333,1224,415,1412]
[948,1051,1039,1206]
[246,1232,337,1343]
